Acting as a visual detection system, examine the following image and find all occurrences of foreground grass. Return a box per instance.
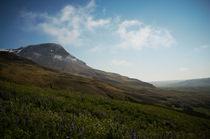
[0,81,210,139]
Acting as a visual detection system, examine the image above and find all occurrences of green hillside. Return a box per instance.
[0,80,210,138]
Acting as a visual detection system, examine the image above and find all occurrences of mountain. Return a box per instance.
[151,78,210,88]
[151,80,185,87]
[175,78,210,87]
[10,43,154,91]
[0,51,127,99]
[0,51,162,104]
[9,43,90,74]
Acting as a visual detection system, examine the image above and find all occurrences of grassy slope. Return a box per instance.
[0,51,128,99]
[159,86,210,117]
[1,51,210,112]
[0,80,210,138]
[160,86,210,93]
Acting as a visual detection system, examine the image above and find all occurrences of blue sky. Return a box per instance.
[0,0,210,81]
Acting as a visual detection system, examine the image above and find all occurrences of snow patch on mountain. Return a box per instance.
[54,55,63,61]
[65,56,77,62]
[33,52,41,57]
[0,49,10,52]
[71,58,77,62]
[16,49,23,54]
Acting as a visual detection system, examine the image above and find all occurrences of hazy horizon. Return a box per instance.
[1,0,210,81]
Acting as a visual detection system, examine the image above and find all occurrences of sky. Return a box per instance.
[0,0,210,81]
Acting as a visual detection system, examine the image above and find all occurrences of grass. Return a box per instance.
[193,107,210,117]
[159,86,210,93]
[159,86,210,117]
[1,51,210,138]
[0,80,210,139]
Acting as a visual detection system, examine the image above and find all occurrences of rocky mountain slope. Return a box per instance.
[11,43,154,91]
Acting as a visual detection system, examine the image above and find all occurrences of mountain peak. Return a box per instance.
[22,43,69,56]
[27,43,65,50]
[11,43,87,73]
[11,43,154,88]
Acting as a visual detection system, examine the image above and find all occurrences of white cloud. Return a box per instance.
[87,17,110,30]
[194,45,209,52]
[117,20,175,50]
[21,0,109,46]
[21,0,175,50]
[60,5,75,22]
[201,45,209,49]
[111,59,133,66]
[89,46,102,53]
[179,67,189,72]
[20,11,38,19]
[85,0,96,10]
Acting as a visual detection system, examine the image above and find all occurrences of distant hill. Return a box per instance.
[175,78,210,87]
[151,78,210,88]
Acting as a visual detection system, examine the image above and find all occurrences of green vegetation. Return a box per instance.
[160,86,210,93]
[193,107,210,117]
[159,86,210,118]
[0,80,210,138]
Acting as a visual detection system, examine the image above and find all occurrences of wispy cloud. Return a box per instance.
[21,0,175,50]
[193,44,209,52]
[87,17,110,30]
[179,67,189,72]
[111,59,133,66]
[21,0,109,46]
[102,8,106,15]
[89,46,103,53]
[117,20,175,50]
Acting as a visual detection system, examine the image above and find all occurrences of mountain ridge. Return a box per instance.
[151,77,210,87]
[9,43,154,89]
